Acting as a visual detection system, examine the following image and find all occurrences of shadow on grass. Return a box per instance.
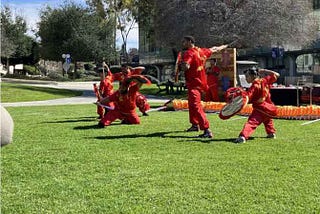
[43,116,98,124]
[94,131,197,140]
[184,137,259,144]
[73,122,125,130]
[73,123,256,144]
[92,131,244,143]
[186,138,236,144]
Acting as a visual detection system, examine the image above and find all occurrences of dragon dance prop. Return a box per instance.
[172,99,320,120]
[219,87,248,120]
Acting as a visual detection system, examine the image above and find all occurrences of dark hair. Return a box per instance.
[244,67,259,76]
[183,35,195,44]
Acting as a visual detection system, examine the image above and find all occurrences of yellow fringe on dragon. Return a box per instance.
[172,99,320,120]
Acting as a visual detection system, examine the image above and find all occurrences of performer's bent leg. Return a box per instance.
[263,118,276,135]
[125,113,140,124]
[99,110,122,126]
[240,110,264,139]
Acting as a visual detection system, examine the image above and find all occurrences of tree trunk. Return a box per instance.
[62,60,65,76]
[6,57,10,73]
[74,60,77,80]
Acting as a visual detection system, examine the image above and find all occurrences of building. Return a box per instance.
[138,1,320,85]
[138,9,176,82]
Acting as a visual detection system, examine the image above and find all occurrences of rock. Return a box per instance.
[1,106,14,146]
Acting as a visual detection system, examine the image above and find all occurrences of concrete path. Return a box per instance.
[1,78,170,107]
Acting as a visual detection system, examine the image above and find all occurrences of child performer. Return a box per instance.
[94,64,114,119]
[234,67,280,143]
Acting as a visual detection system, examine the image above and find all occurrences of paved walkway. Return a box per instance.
[1,78,170,107]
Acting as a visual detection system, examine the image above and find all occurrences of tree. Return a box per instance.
[86,0,118,63]
[1,6,35,68]
[0,31,16,68]
[154,0,318,49]
[86,0,149,63]
[38,2,115,66]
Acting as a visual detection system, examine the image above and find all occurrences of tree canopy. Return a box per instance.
[1,6,35,64]
[38,2,115,63]
[86,0,145,62]
[154,0,318,49]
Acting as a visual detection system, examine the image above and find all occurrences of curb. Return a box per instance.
[2,78,58,85]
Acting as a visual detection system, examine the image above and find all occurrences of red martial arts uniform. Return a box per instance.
[205,65,220,102]
[97,71,114,118]
[112,67,144,82]
[182,47,212,130]
[112,71,128,83]
[99,84,141,126]
[136,92,150,114]
[239,74,278,139]
[113,67,150,115]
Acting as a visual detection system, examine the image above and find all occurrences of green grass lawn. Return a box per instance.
[1,104,320,213]
[140,84,188,99]
[1,82,186,103]
[1,83,82,102]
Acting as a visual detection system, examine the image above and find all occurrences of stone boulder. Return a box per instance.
[1,106,14,146]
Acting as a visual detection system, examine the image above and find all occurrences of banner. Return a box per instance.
[205,48,237,101]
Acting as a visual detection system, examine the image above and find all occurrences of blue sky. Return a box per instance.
[1,0,138,50]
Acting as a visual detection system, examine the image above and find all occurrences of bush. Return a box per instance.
[84,70,97,76]
[24,65,40,75]
[84,63,95,70]
[47,71,69,81]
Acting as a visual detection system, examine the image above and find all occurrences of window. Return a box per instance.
[296,54,313,73]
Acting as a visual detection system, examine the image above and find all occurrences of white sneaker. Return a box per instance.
[234,136,246,143]
[266,133,276,139]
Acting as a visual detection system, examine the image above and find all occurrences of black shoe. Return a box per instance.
[121,120,131,124]
[97,122,105,128]
[198,129,213,138]
[234,136,246,143]
[185,125,199,132]
[142,112,149,116]
[266,133,276,139]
